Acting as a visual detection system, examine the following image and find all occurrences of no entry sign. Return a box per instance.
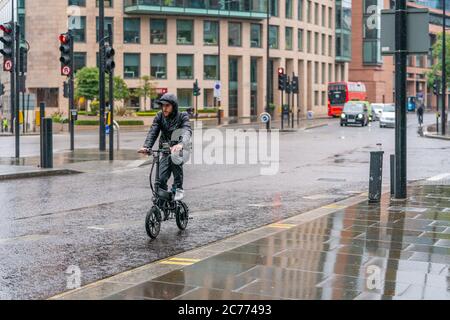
[3,59,12,72]
[61,65,72,76]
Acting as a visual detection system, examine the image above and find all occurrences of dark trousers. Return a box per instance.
[159,155,183,191]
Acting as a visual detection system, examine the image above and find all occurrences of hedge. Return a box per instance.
[75,119,144,126]
[136,111,159,117]
[78,111,97,116]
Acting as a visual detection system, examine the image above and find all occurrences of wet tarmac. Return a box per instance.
[101,184,450,300]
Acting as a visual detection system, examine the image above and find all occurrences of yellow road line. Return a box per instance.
[268,223,296,229]
[158,257,201,266]
[169,258,200,262]
[322,204,346,209]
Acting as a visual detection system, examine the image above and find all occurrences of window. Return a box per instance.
[229,57,239,117]
[204,21,219,45]
[69,0,85,5]
[314,32,319,54]
[298,29,304,51]
[96,0,112,7]
[177,89,193,108]
[204,55,219,80]
[250,24,262,48]
[177,54,194,79]
[69,16,86,42]
[124,18,140,44]
[228,22,242,47]
[270,0,279,16]
[150,54,167,79]
[177,20,194,45]
[124,53,140,79]
[96,17,113,42]
[307,31,311,53]
[285,27,293,50]
[298,0,303,21]
[329,7,333,28]
[314,3,319,24]
[362,0,382,64]
[286,0,293,19]
[74,52,86,73]
[322,5,326,26]
[269,25,279,49]
[322,34,326,55]
[307,1,311,23]
[150,19,167,44]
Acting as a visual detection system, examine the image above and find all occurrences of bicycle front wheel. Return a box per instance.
[175,201,189,231]
[145,206,161,239]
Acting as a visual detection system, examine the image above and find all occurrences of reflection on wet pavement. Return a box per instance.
[104,185,449,300]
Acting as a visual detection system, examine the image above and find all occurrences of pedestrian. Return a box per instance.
[2,117,7,133]
[417,103,424,127]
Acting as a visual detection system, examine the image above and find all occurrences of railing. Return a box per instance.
[124,0,267,15]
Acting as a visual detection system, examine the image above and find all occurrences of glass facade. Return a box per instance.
[124,18,141,43]
[335,0,352,62]
[204,55,219,80]
[250,23,262,48]
[228,22,242,47]
[285,27,293,50]
[204,21,219,45]
[269,25,279,49]
[124,0,267,19]
[150,54,167,79]
[177,20,194,45]
[124,53,140,78]
[229,56,239,117]
[69,16,86,42]
[150,19,167,44]
[177,54,194,79]
[96,17,114,42]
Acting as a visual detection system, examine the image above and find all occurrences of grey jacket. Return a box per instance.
[143,93,192,149]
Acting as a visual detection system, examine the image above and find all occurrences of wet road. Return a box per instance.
[0,113,449,299]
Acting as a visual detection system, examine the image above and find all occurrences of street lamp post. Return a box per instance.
[442,0,447,135]
[266,0,270,130]
[99,0,106,151]
[394,0,408,199]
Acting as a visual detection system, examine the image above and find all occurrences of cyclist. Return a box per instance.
[138,93,192,201]
[417,103,424,127]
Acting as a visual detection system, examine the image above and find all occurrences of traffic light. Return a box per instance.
[285,77,292,94]
[292,76,299,94]
[63,81,69,98]
[0,23,14,72]
[104,44,115,73]
[278,67,286,91]
[193,79,201,97]
[433,82,438,95]
[19,46,27,74]
[0,83,4,96]
[59,32,72,76]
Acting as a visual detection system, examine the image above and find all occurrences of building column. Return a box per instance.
[239,55,251,117]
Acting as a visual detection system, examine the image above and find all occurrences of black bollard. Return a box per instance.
[41,118,53,169]
[369,151,384,203]
[390,154,395,196]
[217,108,221,125]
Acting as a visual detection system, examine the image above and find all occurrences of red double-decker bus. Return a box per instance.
[328,82,367,117]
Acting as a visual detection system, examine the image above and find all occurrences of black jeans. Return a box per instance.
[159,155,183,191]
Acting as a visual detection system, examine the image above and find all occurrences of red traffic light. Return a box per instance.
[0,23,13,34]
[278,67,284,75]
[59,33,70,44]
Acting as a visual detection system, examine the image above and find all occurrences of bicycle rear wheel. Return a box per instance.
[175,201,189,231]
[146,206,161,239]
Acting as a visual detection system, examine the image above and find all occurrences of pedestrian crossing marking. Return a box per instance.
[159,257,200,266]
[268,223,296,229]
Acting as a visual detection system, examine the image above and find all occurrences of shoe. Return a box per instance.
[174,188,184,201]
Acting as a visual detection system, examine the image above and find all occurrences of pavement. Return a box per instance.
[1,113,450,299]
[52,179,450,300]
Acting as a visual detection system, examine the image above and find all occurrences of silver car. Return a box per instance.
[371,103,385,121]
[379,104,396,128]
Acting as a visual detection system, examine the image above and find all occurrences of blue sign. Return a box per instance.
[260,112,271,124]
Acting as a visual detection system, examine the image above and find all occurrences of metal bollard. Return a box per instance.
[217,108,221,125]
[390,154,395,197]
[368,151,384,203]
[41,118,53,168]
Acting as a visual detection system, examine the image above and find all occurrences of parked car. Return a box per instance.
[340,101,370,127]
[371,103,385,121]
[407,96,416,112]
[379,104,396,128]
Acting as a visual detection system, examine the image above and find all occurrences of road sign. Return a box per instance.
[61,66,72,76]
[260,112,271,124]
[3,59,12,72]
[214,81,221,98]
[381,8,430,55]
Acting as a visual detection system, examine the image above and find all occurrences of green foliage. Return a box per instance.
[106,76,130,102]
[136,111,159,117]
[75,67,99,101]
[90,100,100,115]
[135,75,158,110]
[51,111,69,124]
[75,119,144,126]
[77,111,97,116]
[427,32,450,87]
[198,108,218,114]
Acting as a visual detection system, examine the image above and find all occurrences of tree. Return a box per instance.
[427,32,450,88]
[74,67,99,102]
[135,75,158,111]
[106,75,129,104]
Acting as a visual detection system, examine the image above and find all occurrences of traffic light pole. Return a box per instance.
[442,3,446,136]
[69,30,75,151]
[108,23,114,161]
[394,0,407,199]
[99,0,106,151]
[14,23,20,159]
[265,1,270,130]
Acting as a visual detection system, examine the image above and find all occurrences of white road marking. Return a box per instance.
[427,173,450,181]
